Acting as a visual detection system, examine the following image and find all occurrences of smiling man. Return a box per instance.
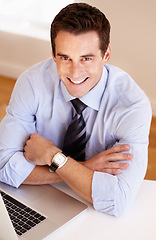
[52,30,110,98]
[0,3,152,216]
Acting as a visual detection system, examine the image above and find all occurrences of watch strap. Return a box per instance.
[49,162,58,173]
[61,151,68,157]
[49,151,68,173]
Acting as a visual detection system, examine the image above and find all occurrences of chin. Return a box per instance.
[68,90,85,98]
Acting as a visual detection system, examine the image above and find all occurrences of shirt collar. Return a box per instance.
[61,66,108,111]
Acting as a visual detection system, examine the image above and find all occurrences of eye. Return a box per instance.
[61,56,70,61]
[82,57,92,62]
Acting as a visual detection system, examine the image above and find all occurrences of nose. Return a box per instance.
[69,61,83,79]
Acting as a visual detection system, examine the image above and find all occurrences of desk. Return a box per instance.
[46,180,156,240]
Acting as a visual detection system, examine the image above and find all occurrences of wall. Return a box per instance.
[78,0,156,115]
[0,0,156,115]
[0,30,51,78]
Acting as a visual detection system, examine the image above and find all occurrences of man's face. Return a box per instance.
[53,30,110,98]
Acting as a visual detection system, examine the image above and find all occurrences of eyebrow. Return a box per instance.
[57,53,96,58]
[57,53,68,57]
[80,54,96,58]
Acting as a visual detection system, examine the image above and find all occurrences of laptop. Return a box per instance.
[0,182,88,240]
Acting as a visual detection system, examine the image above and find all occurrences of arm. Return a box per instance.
[55,145,132,202]
[23,165,63,185]
[23,133,133,204]
[22,136,64,185]
[0,72,62,187]
[0,62,66,187]
[0,74,36,187]
[24,96,152,217]
[91,100,152,216]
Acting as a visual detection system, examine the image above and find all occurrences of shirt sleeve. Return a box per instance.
[0,72,37,188]
[91,97,152,217]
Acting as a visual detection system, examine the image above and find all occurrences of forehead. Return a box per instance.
[54,30,101,55]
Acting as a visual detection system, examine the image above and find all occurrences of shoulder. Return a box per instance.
[20,58,58,84]
[13,58,59,95]
[104,64,150,108]
[103,64,152,139]
[105,64,140,94]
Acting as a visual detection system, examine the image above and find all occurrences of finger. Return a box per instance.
[30,133,38,139]
[111,152,133,161]
[101,168,122,175]
[105,145,130,154]
[93,161,130,172]
[107,161,130,169]
[102,152,133,162]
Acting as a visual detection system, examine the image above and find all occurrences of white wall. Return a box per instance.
[0,0,156,115]
[78,0,156,115]
[0,30,51,78]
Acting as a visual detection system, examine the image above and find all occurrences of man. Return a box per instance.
[0,3,152,216]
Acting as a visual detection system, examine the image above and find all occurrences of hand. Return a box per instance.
[24,133,60,166]
[82,145,133,175]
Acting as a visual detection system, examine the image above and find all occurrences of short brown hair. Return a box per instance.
[51,3,111,57]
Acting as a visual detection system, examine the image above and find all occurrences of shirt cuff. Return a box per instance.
[0,152,35,188]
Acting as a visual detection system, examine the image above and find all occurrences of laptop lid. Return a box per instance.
[0,182,88,240]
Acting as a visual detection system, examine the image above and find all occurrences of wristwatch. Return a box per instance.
[49,151,68,172]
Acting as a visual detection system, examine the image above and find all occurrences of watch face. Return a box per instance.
[57,154,65,164]
[54,153,65,166]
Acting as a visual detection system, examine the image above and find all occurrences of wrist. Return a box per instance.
[46,144,61,166]
[49,151,68,173]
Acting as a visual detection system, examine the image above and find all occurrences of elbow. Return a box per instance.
[92,183,132,217]
[0,167,21,189]
[0,178,21,189]
[92,172,136,217]
[93,200,126,217]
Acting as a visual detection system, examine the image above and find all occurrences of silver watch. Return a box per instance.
[49,152,68,172]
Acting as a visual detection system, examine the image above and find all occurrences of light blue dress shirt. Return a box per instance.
[0,58,152,216]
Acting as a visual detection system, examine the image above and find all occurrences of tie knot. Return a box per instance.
[71,98,87,115]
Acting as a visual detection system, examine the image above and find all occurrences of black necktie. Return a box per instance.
[63,98,87,161]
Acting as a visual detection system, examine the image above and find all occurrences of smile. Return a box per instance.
[67,77,89,85]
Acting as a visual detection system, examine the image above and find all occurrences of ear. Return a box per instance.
[103,44,111,64]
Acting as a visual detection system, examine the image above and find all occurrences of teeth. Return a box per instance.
[68,77,88,84]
